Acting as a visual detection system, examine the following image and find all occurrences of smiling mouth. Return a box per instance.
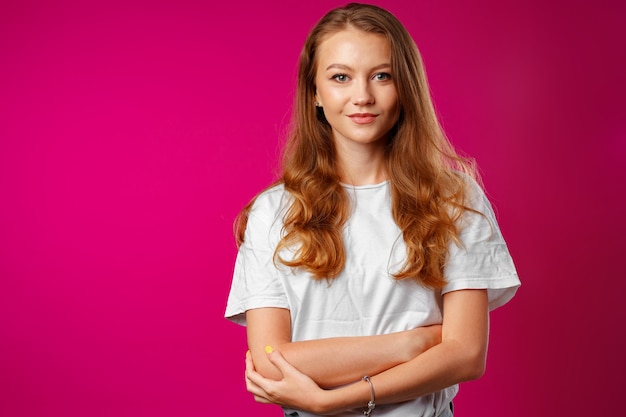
[348,113,377,124]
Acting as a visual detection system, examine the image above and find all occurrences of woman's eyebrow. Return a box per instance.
[325,63,392,71]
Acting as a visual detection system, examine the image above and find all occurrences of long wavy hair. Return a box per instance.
[235,3,480,289]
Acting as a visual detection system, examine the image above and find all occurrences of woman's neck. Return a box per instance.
[335,142,387,186]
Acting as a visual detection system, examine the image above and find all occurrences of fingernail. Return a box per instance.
[264,345,274,354]
[246,350,251,358]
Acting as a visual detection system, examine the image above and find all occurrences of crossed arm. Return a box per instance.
[245,289,489,414]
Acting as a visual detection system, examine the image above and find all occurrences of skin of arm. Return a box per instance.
[246,307,442,389]
[245,289,488,414]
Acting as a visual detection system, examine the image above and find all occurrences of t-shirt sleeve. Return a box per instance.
[442,180,521,311]
[224,192,290,326]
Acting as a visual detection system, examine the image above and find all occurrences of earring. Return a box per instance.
[314,101,321,107]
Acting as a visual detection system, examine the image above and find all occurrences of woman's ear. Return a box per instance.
[314,92,322,107]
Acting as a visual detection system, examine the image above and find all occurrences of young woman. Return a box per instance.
[225,3,520,416]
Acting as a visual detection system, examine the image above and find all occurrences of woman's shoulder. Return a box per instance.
[238,183,291,245]
[450,169,482,190]
[248,182,292,219]
[449,169,487,205]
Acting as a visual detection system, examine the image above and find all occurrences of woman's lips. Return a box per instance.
[348,113,377,124]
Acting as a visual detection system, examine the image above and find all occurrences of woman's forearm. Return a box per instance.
[315,290,489,414]
[318,336,486,413]
[246,306,441,388]
[269,326,441,388]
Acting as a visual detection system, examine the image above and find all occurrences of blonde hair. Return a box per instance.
[236,3,480,289]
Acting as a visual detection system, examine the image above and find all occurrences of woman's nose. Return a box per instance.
[352,80,375,105]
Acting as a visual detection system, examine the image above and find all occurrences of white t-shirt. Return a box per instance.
[225,180,520,417]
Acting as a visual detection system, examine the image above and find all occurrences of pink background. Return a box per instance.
[1,0,624,416]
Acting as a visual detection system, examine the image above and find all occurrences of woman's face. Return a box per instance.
[314,28,400,152]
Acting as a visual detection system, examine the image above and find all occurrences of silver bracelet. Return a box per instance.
[362,376,376,417]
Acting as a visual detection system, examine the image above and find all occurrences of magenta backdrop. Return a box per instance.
[1,0,624,416]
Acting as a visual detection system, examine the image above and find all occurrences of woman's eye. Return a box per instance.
[374,73,392,81]
[331,74,349,82]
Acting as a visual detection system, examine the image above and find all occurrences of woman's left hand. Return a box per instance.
[245,347,329,413]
